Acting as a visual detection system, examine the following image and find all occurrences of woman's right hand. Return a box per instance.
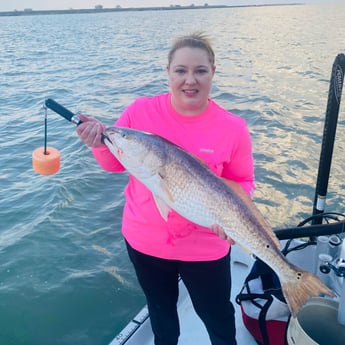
[76,114,106,147]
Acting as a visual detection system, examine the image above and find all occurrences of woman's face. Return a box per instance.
[167,46,215,116]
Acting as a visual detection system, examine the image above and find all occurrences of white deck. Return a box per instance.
[109,240,337,345]
[110,246,259,345]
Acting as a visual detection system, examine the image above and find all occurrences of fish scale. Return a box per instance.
[103,126,335,317]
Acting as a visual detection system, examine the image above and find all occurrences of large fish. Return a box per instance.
[102,126,335,317]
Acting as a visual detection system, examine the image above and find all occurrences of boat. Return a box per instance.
[108,53,345,345]
[109,235,345,345]
[109,246,257,345]
[43,53,345,345]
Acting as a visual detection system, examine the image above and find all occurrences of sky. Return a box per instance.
[0,0,343,12]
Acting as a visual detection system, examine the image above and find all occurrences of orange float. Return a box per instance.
[32,146,61,175]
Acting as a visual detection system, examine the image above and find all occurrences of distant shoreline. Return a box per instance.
[0,3,304,17]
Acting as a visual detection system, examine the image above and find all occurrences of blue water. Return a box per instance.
[1,4,345,345]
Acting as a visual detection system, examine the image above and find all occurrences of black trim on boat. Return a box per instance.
[111,306,149,344]
[274,219,345,240]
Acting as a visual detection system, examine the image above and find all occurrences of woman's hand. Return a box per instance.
[209,177,245,245]
[210,224,235,245]
[76,114,106,147]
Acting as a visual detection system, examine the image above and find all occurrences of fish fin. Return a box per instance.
[280,267,336,317]
[153,195,171,221]
[157,173,175,202]
[222,226,251,254]
[151,174,175,221]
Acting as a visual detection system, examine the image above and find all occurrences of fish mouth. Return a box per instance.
[102,126,130,146]
[101,132,110,145]
[101,128,115,145]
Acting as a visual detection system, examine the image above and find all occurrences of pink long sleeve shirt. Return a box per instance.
[92,93,255,261]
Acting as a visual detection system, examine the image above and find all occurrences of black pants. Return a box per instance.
[126,241,237,345]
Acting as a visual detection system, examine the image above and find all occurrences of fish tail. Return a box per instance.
[281,269,335,317]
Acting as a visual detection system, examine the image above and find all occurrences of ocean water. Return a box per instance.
[1,3,345,345]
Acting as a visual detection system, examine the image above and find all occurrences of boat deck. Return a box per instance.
[110,246,259,345]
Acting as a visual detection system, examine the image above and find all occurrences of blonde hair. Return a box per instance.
[168,32,215,66]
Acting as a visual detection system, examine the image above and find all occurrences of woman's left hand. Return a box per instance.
[210,224,235,245]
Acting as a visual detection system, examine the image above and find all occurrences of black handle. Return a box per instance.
[45,98,82,125]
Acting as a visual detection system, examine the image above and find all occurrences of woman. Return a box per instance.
[77,32,255,345]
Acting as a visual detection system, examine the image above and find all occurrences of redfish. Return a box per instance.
[102,126,335,317]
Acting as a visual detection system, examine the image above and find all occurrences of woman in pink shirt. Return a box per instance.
[77,32,255,345]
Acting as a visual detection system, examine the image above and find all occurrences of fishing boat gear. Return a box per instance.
[32,99,83,175]
[280,212,345,256]
[32,104,61,175]
[319,258,345,277]
[236,52,345,345]
[236,223,345,345]
[312,53,345,223]
[236,258,290,345]
[44,98,82,125]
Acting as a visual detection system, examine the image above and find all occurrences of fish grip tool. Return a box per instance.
[44,98,82,125]
[32,99,84,175]
[44,98,109,144]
